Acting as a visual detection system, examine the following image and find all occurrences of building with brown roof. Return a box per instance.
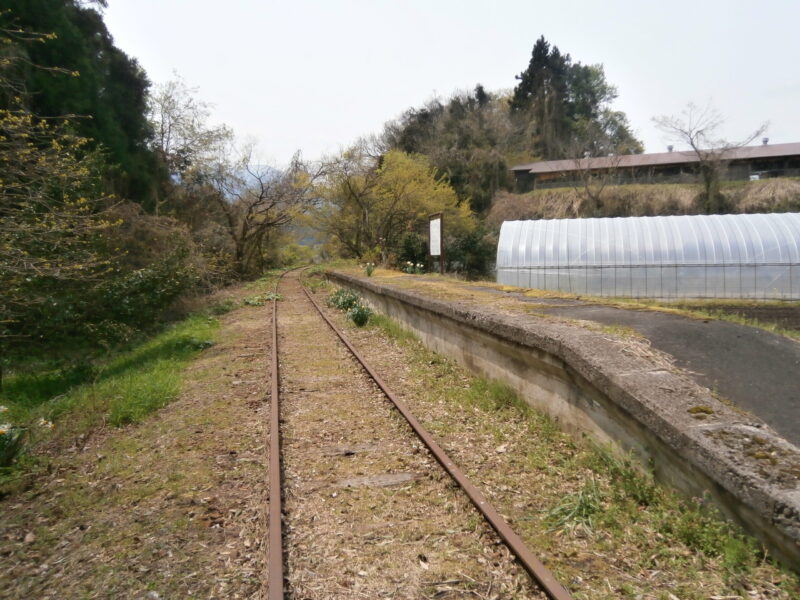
[511,141,800,191]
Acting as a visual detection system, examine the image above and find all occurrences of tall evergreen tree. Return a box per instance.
[0,0,160,205]
[511,35,641,159]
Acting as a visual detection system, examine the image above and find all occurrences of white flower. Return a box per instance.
[0,405,7,413]
[38,418,54,430]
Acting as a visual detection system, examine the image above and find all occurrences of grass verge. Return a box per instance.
[0,314,219,492]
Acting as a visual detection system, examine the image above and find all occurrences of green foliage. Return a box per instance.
[0,13,209,366]
[326,287,371,326]
[511,35,642,159]
[546,476,603,531]
[397,232,427,265]
[0,1,160,204]
[402,261,425,274]
[347,304,372,327]
[243,293,281,306]
[585,444,659,507]
[464,379,530,414]
[383,38,642,212]
[312,147,474,261]
[363,262,375,277]
[94,249,199,329]
[209,299,238,315]
[368,313,415,344]
[384,89,513,213]
[0,108,120,353]
[446,228,495,279]
[658,498,758,569]
[327,288,359,310]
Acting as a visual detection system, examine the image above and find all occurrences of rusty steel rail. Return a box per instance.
[301,284,574,600]
[267,270,290,600]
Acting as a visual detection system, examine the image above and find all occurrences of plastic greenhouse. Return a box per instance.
[496,213,800,299]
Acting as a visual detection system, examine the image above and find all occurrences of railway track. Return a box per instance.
[267,269,572,599]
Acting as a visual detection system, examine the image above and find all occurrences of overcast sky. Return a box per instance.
[103,0,800,166]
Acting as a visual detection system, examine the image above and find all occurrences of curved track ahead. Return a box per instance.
[267,270,572,599]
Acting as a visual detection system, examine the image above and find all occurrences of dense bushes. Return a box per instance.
[446,228,496,279]
[396,232,428,266]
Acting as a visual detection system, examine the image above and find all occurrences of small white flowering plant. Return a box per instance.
[363,262,375,277]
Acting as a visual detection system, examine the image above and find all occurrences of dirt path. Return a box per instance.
[277,272,543,599]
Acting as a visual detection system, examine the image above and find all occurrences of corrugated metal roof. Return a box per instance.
[510,142,800,174]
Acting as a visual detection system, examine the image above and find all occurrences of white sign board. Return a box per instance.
[429,217,441,256]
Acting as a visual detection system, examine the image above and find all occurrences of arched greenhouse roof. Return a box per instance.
[496,213,800,299]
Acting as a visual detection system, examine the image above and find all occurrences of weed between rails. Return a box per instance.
[365,312,799,596]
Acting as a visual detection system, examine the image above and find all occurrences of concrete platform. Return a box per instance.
[473,288,800,446]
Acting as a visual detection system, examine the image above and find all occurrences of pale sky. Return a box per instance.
[103,0,800,166]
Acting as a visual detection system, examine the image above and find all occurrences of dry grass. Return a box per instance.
[343,267,800,342]
[487,178,800,229]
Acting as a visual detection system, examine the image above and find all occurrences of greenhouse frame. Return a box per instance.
[496,213,800,299]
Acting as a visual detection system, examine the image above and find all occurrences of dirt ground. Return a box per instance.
[0,288,271,599]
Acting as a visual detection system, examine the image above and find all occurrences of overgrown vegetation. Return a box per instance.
[0,5,315,390]
[308,35,647,278]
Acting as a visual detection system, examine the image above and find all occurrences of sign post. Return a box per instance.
[429,213,444,275]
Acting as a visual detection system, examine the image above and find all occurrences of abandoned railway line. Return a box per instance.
[266,269,571,599]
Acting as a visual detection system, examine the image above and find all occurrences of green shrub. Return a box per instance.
[347,304,372,327]
[327,288,359,310]
[243,292,281,306]
[446,228,495,279]
[209,300,238,315]
[396,232,428,265]
[96,249,199,329]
